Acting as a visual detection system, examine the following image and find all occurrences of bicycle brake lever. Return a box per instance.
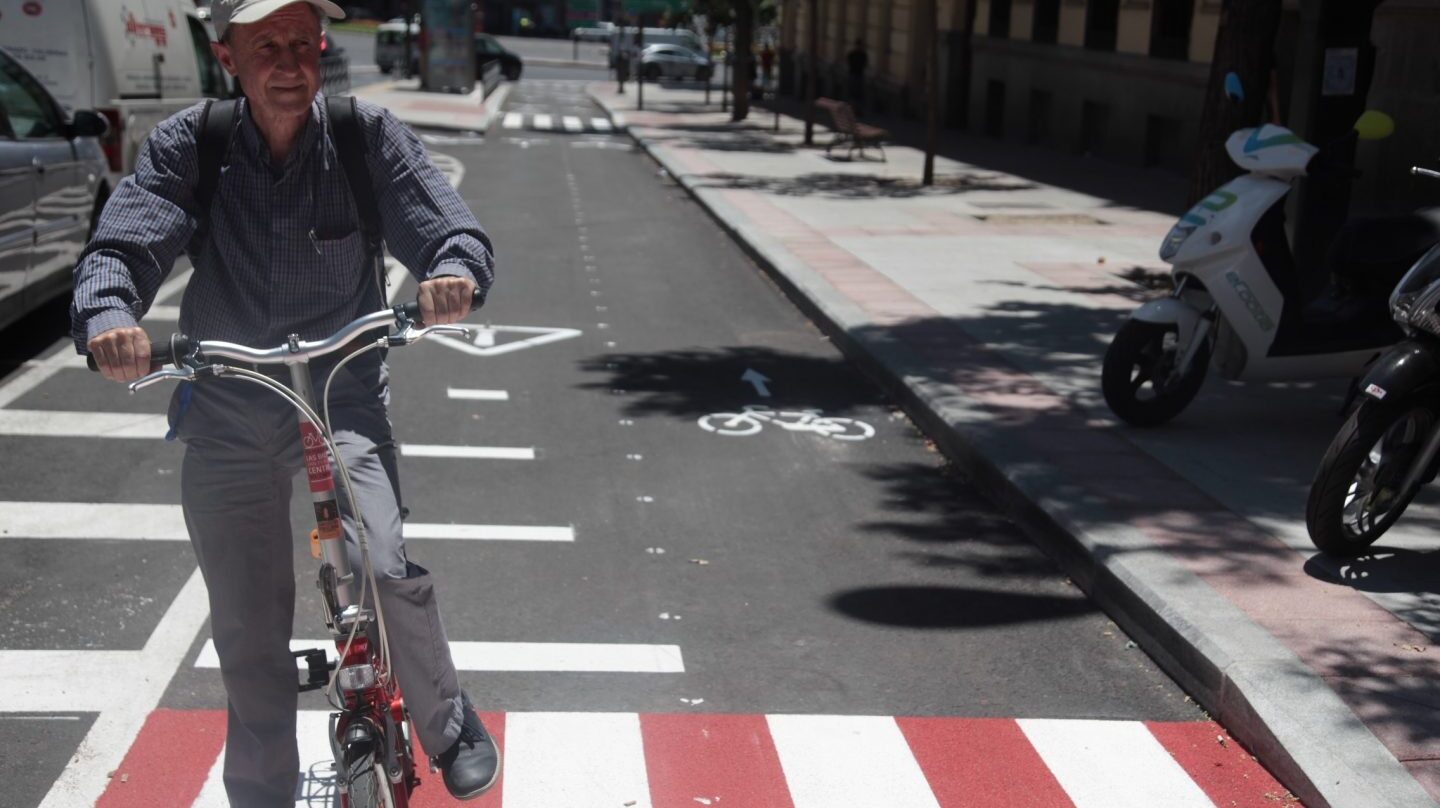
[128,367,195,394]
[393,324,471,345]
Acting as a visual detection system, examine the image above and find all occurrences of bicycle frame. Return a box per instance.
[119,301,474,808]
[290,359,418,808]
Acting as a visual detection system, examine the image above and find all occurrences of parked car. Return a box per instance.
[318,30,351,97]
[640,44,713,82]
[475,34,523,81]
[0,47,108,332]
[0,0,228,187]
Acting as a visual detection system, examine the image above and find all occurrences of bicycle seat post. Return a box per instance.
[287,349,359,610]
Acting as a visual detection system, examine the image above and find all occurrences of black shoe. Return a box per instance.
[435,693,501,799]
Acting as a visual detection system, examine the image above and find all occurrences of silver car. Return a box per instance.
[640,44,713,82]
[0,48,108,332]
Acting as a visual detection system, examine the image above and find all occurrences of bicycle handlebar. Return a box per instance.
[86,288,483,373]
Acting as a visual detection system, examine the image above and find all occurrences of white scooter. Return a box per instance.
[1102,86,1440,426]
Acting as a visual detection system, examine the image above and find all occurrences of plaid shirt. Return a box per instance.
[71,95,494,350]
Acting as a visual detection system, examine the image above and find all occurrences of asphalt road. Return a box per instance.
[0,77,1235,806]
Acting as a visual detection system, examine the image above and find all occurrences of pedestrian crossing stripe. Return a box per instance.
[499,113,616,134]
[91,710,1292,807]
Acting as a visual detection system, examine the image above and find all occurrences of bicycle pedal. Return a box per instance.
[294,648,335,693]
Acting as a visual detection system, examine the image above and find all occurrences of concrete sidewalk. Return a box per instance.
[351,78,510,131]
[589,82,1440,808]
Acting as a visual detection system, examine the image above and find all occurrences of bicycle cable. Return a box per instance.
[321,341,395,687]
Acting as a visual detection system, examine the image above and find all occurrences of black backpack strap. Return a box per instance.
[326,95,382,251]
[326,95,386,299]
[190,98,237,255]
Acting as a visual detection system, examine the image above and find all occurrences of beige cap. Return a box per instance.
[210,0,345,40]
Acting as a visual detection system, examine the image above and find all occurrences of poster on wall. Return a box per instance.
[421,0,475,94]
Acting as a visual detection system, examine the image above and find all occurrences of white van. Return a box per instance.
[375,18,419,74]
[0,0,228,187]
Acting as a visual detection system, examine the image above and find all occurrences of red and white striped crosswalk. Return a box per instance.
[93,710,1297,807]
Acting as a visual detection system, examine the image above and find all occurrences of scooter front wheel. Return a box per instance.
[1101,320,1209,427]
[1306,399,1435,556]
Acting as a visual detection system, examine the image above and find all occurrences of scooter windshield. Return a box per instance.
[1390,242,1440,336]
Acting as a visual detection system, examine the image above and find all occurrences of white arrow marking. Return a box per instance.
[429,325,583,357]
[742,368,772,397]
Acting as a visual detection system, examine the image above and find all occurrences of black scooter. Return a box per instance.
[1306,167,1440,555]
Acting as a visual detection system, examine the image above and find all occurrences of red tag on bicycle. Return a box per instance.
[301,422,333,493]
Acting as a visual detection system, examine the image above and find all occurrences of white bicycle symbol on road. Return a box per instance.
[697,406,875,441]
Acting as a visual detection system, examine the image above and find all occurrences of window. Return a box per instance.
[1032,0,1061,44]
[1149,0,1195,61]
[1085,0,1120,51]
[0,52,61,139]
[990,0,1013,38]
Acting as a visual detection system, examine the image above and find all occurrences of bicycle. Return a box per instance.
[697,405,875,441]
[90,292,481,807]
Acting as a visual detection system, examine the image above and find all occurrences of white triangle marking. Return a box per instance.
[428,325,583,357]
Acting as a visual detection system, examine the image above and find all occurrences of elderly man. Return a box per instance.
[71,0,500,804]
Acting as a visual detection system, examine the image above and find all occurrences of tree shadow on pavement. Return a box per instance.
[1283,640,1440,753]
[858,461,1076,581]
[645,131,798,154]
[755,93,1189,215]
[576,345,886,419]
[692,171,1037,199]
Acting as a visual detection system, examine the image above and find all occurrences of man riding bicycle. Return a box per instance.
[71,1,500,804]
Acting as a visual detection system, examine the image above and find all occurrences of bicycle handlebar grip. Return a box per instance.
[399,287,485,322]
[85,334,192,372]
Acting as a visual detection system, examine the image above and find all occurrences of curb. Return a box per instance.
[588,87,1438,808]
[524,58,608,70]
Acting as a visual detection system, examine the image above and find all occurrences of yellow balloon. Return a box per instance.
[1355,110,1396,141]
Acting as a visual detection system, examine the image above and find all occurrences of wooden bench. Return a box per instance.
[814,97,889,161]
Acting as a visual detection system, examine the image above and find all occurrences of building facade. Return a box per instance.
[778,0,1440,211]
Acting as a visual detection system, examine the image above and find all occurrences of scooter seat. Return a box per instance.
[1325,208,1440,293]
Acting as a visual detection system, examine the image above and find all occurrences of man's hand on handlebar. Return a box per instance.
[88,327,154,383]
[417,276,478,326]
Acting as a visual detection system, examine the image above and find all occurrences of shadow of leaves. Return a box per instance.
[693,171,1038,199]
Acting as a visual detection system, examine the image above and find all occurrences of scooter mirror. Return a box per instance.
[1354,110,1396,141]
[1224,72,1245,102]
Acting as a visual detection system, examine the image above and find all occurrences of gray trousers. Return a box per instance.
[174,356,464,808]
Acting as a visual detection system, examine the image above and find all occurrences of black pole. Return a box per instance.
[923,0,938,185]
[636,27,645,111]
[804,0,817,145]
[722,28,730,113]
[705,25,714,105]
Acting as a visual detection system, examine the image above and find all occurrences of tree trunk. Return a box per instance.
[1188,0,1282,206]
[731,0,755,121]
